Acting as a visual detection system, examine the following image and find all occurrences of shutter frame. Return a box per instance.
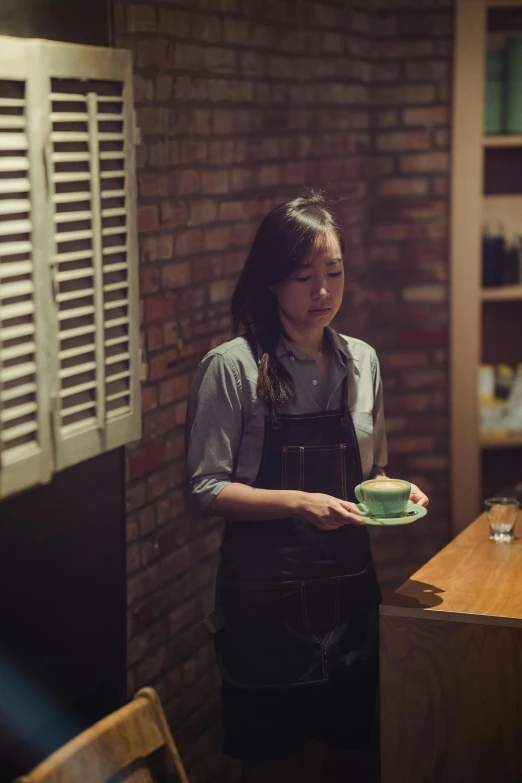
[41,39,141,472]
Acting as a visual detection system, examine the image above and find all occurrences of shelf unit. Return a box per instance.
[480,433,522,450]
[483,134,522,146]
[452,0,522,533]
[481,285,522,300]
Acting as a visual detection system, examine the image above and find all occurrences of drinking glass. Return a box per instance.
[485,497,519,542]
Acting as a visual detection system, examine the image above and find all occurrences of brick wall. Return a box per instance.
[367,0,453,588]
[114,1,453,779]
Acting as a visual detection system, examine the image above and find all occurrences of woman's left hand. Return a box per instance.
[409,482,429,507]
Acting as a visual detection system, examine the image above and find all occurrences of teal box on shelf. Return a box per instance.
[506,35,522,133]
[484,48,506,134]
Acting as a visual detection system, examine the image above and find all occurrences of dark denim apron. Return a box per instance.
[215,376,382,690]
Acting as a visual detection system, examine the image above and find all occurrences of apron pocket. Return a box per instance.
[217,580,325,689]
[282,444,349,499]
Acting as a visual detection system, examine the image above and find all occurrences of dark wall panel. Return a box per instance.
[0,3,126,781]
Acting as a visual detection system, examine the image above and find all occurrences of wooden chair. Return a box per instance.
[15,687,189,783]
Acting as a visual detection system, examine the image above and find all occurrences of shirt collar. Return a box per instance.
[275,326,357,365]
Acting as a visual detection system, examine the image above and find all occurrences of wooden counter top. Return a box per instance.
[380,511,522,628]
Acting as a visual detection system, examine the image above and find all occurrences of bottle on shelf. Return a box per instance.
[502,236,521,286]
[496,364,515,400]
[506,364,522,434]
[482,221,505,287]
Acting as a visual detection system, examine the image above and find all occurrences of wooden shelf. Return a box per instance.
[483,135,522,148]
[480,433,522,450]
[481,286,522,301]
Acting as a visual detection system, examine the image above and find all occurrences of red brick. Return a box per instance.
[143,407,177,440]
[159,200,189,230]
[164,320,181,348]
[139,266,160,295]
[175,401,187,426]
[240,50,265,76]
[131,443,166,481]
[208,139,235,166]
[145,296,176,323]
[137,205,158,233]
[169,598,199,636]
[162,262,192,289]
[387,436,437,454]
[147,323,163,352]
[175,229,204,257]
[141,385,157,414]
[189,200,218,226]
[378,40,435,59]
[166,432,185,462]
[378,178,430,197]
[174,43,204,70]
[400,152,449,174]
[191,13,221,43]
[149,349,179,382]
[137,646,166,684]
[158,7,190,37]
[155,74,173,102]
[372,62,401,82]
[159,374,189,406]
[223,18,250,45]
[433,175,449,195]
[127,564,160,606]
[377,130,431,152]
[381,351,430,370]
[204,226,231,251]
[403,106,449,126]
[127,3,156,33]
[136,39,168,70]
[373,84,436,106]
[160,546,190,585]
[405,60,449,82]
[435,129,449,149]
[134,74,154,103]
[148,466,174,501]
[141,234,174,263]
[201,170,230,195]
[204,46,237,73]
[399,13,451,37]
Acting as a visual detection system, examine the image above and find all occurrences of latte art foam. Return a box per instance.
[364,480,408,490]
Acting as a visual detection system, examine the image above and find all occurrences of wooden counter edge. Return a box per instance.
[379,603,522,629]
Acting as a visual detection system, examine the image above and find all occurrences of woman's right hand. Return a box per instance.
[296,492,366,531]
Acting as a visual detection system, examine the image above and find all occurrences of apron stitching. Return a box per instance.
[282,446,287,490]
[299,446,304,491]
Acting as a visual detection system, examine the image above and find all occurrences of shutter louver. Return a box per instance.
[0,43,53,499]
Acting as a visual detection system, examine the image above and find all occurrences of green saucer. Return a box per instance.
[356,500,427,527]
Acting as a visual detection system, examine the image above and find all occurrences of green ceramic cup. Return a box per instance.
[354,478,411,518]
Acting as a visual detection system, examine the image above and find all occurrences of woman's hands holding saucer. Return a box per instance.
[409,482,429,508]
[297,493,366,530]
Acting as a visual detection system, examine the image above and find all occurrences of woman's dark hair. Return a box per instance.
[231,191,344,407]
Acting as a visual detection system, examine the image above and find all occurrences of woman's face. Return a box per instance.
[271,231,344,331]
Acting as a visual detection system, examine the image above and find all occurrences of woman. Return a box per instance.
[185,193,429,782]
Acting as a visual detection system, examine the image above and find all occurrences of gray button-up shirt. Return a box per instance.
[185,327,388,515]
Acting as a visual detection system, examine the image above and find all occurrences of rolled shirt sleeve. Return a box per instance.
[185,352,243,515]
[371,353,388,476]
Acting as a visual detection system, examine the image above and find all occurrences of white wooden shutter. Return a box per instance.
[0,37,141,499]
[0,37,53,499]
[41,41,141,471]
